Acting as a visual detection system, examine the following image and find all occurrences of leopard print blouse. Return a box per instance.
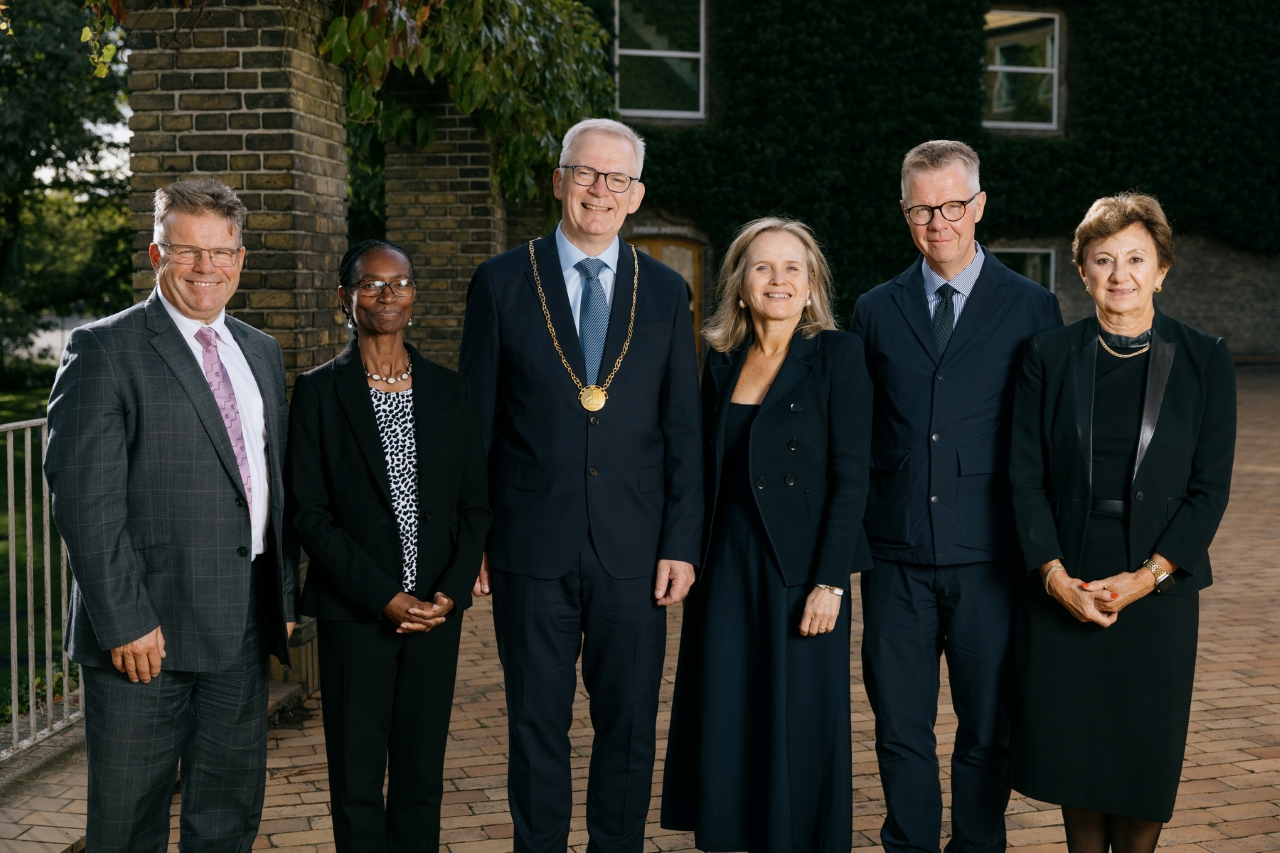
[369,388,418,592]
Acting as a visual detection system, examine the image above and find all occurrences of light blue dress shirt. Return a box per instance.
[556,222,619,334]
[922,243,985,328]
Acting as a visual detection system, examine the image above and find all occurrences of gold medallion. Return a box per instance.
[578,385,608,411]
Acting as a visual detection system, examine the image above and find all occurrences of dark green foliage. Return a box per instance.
[635,0,1279,314]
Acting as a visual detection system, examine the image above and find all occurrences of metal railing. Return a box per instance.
[1,417,80,761]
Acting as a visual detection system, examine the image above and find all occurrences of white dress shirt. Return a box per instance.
[157,288,270,558]
[555,222,620,333]
[923,243,985,327]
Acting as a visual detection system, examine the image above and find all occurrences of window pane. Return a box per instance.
[993,251,1053,289]
[984,12,1055,68]
[619,55,700,113]
[619,0,700,53]
[984,70,1053,124]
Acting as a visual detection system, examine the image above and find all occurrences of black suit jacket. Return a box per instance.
[703,330,873,587]
[458,232,703,580]
[46,292,299,670]
[850,248,1063,565]
[1009,311,1235,594]
[288,341,491,620]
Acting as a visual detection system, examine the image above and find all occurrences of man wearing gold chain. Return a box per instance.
[459,118,703,853]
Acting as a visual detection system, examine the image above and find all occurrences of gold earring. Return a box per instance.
[1085,286,1091,295]
[1155,285,1162,293]
[738,299,745,308]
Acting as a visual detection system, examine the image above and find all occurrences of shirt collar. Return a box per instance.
[921,242,985,298]
[155,286,231,343]
[555,222,620,276]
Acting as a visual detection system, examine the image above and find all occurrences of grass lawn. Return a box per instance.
[0,388,52,424]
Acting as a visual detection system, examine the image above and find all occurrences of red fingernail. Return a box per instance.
[1081,583,1089,589]
[1111,593,1119,599]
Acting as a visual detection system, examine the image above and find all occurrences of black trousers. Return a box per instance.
[861,559,1014,853]
[317,612,463,853]
[82,606,268,853]
[490,544,667,853]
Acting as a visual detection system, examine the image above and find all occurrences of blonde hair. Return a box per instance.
[900,140,981,199]
[703,218,838,354]
[559,118,646,176]
[1073,192,1175,270]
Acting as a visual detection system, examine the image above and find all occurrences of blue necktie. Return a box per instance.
[576,258,609,385]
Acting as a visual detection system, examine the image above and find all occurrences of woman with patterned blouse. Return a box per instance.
[287,239,491,852]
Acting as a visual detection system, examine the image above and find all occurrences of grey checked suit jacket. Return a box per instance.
[45,291,299,671]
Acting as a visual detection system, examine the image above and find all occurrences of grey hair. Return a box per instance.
[900,140,981,200]
[153,178,248,245]
[559,118,646,177]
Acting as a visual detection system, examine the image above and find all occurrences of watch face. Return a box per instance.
[1156,574,1175,592]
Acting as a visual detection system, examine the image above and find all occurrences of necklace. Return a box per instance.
[528,240,639,412]
[1097,335,1150,359]
[365,361,413,383]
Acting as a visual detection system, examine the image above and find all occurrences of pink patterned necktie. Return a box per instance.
[195,327,252,513]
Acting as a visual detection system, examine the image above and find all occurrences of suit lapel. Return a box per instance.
[409,346,437,495]
[710,347,749,474]
[144,296,248,503]
[525,233,589,380]
[939,251,1009,368]
[333,342,395,512]
[1071,321,1098,490]
[759,332,817,415]
[890,261,940,364]
[1132,318,1177,482]
[599,239,636,384]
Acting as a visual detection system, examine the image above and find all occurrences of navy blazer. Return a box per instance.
[459,231,703,579]
[703,330,873,588]
[850,248,1063,565]
[1009,311,1236,594]
[288,341,491,621]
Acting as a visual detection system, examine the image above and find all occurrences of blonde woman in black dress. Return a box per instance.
[1009,194,1236,851]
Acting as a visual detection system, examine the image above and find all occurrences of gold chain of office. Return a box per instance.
[528,240,638,412]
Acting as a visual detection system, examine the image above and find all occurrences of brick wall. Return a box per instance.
[125,0,349,382]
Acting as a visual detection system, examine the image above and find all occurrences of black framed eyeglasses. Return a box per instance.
[564,165,640,193]
[349,279,416,297]
[903,193,980,226]
[160,242,241,267]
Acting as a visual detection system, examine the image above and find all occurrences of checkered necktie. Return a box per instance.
[576,258,609,385]
[933,283,956,356]
[195,327,253,512]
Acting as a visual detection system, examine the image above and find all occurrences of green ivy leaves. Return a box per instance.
[79,1,127,77]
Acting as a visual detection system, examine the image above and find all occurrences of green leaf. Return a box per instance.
[80,26,91,42]
[94,62,109,78]
[319,16,347,55]
[348,8,370,43]
[101,43,116,63]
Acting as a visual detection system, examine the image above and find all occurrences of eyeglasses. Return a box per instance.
[903,193,980,226]
[160,243,241,267]
[564,165,640,193]
[348,279,417,298]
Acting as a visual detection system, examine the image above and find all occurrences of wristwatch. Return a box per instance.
[1142,558,1175,593]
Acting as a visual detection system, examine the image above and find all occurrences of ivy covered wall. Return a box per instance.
[623,0,1279,315]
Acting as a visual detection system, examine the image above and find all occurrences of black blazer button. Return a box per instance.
[236,497,247,507]
[589,467,598,476]
[425,511,432,521]
[589,416,599,425]
[237,546,249,557]
[790,403,802,412]
[1135,491,1144,501]
[755,477,766,490]
[787,439,799,450]
[784,474,795,486]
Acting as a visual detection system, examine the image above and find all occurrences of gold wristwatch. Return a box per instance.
[1143,558,1175,593]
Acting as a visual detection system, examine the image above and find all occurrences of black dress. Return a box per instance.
[663,403,852,853]
[1011,339,1199,822]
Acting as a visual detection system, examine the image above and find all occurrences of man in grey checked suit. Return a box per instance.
[45,178,299,851]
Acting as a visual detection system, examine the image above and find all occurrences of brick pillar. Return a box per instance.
[384,81,505,368]
[125,0,348,384]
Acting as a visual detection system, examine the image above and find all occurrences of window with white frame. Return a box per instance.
[992,248,1056,292]
[615,0,705,119]
[983,11,1060,130]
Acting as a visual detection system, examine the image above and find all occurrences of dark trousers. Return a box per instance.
[490,544,667,853]
[861,559,1014,853]
[82,611,268,853]
[317,613,464,853]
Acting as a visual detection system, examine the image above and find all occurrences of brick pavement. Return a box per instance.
[4,367,1275,852]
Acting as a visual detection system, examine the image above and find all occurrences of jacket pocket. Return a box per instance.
[135,543,169,574]
[639,463,664,494]
[493,460,540,491]
[805,483,828,524]
[1166,496,1186,520]
[865,445,912,545]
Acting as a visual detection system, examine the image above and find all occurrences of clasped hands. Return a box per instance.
[385,591,454,633]
[1041,554,1174,627]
